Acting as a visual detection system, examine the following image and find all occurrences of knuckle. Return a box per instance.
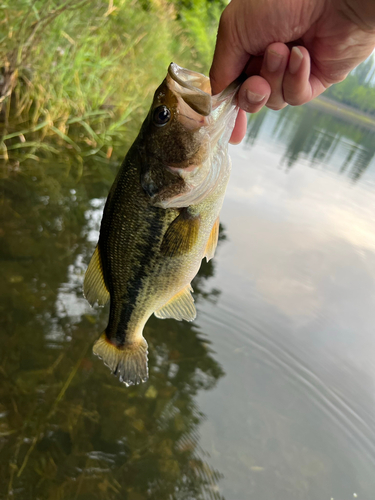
[283,83,309,106]
[322,72,347,86]
[315,62,351,86]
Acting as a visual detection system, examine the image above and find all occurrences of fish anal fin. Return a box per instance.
[155,284,196,321]
[93,334,148,386]
[161,209,200,257]
[204,217,219,262]
[83,245,110,307]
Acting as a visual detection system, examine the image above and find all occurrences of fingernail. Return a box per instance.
[246,89,265,104]
[266,50,283,72]
[289,47,303,75]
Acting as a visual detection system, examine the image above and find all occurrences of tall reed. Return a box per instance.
[0,0,220,163]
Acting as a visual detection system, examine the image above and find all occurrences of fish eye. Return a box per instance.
[153,105,171,127]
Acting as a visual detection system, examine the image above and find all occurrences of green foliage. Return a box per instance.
[325,55,375,115]
[0,0,222,162]
[177,0,221,73]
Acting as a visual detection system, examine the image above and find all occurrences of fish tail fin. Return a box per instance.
[93,334,148,386]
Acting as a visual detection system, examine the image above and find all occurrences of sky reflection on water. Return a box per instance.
[196,106,375,499]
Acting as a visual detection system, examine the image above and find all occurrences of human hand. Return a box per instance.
[210,0,375,144]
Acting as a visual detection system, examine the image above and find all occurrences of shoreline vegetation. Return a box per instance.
[310,96,375,130]
[0,0,221,165]
[1,0,374,166]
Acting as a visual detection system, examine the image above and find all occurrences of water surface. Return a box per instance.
[1,103,375,499]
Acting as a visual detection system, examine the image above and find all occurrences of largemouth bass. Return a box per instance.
[84,63,239,386]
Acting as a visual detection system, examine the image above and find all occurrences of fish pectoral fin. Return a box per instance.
[83,245,110,307]
[155,284,196,321]
[93,334,148,386]
[160,208,200,257]
[204,217,219,262]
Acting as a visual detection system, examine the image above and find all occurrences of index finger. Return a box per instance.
[209,10,250,94]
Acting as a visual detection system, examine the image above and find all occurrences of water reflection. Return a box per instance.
[246,104,375,182]
[197,105,375,499]
[0,153,226,499]
[1,102,375,499]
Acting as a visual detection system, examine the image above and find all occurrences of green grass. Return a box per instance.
[0,0,221,164]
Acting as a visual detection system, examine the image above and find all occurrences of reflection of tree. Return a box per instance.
[310,130,339,166]
[245,109,268,146]
[279,109,321,169]
[244,104,375,180]
[0,151,226,500]
[349,135,375,182]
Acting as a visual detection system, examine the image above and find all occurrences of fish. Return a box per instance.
[83,62,240,386]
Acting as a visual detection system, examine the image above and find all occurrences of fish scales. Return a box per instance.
[84,63,240,386]
[99,157,176,341]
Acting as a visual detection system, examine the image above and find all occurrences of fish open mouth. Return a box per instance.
[168,63,211,94]
[168,63,212,117]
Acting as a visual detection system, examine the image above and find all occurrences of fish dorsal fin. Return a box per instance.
[83,245,110,307]
[204,217,219,262]
[160,209,200,257]
[155,284,196,321]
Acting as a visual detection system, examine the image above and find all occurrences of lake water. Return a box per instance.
[1,103,375,500]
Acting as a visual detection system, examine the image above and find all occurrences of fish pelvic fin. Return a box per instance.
[155,284,196,321]
[160,209,200,257]
[83,245,110,307]
[93,334,148,386]
[204,217,219,262]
